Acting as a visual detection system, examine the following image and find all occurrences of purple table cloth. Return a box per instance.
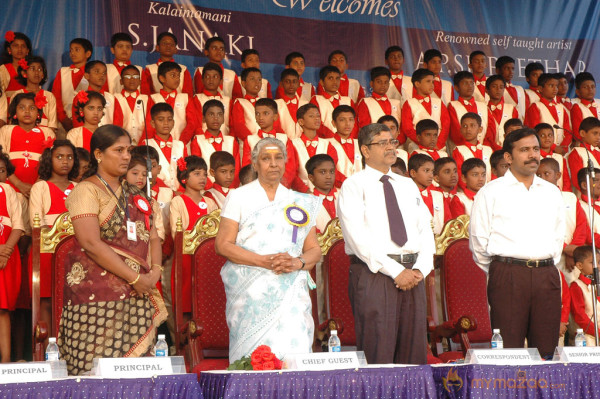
[0,374,202,399]
[433,363,600,398]
[199,366,437,399]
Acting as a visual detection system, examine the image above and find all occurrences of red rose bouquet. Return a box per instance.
[227,345,284,371]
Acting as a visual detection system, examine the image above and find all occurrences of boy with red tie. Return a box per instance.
[469,51,488,103]
[377,115,408,166]
[191,100,239,187]
[556,73,572,111]
[450,158,486,218]
[570,246,600,346]
[146,61,195,143]
[275,68,306,139]
[207,151,236,208]
[535,123,570,191]
[317,50,364,104]
[408,153,450,234]
[410,119,448,160]
[524,73,572,151]
[51,38,92,132]
[140,103,187,191]
[400,68,450,150]
[193,37,236,97]
[433,157,458,198]
[106,33,142,94]
[524,62,544,110]
[71,61,114,128]
[568,117,600,192]
[306,154,338,233]
[310,66,355,139]
[357,67,401,128]
[189,62,232,135]
[571,72,599,139]
[141,32,193,96]
[384,46,412,104]
[448,71,490,146]
[291,103,332,192]
[577,168,600,245]
[484,75,519,150]
[229,67,264,141]
[327,105,362,187]
[113,65,148,144]
[232,49,272,100]
[275,52,315,101]
[452,113,493,182]
[422,49,453,106]
[496,56,525,119]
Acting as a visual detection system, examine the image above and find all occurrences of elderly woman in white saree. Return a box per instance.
[216,137,323,362]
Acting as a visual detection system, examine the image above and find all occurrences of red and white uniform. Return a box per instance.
[524,98,571,147]
[450,188,477,218]
[106,61,142,94]
[386,71,413,106]
[570,273,600,346]
[232,76,272,100]
[66,126,95,151]
[190,131,240,186]
[193,64,237,98]
[141,136,187,191]
[557,191,587,283]
[190,91,232,136]
[327,135,362,187]
[399,95,450,150]
[0,91,7,124]
[0,125,55,187]
[567,144,600,191]
[313,187,338,233]
[310,93,356,139]
[71,90,115,128]
[112,90,148,144]
[51,65,88,123]
[141,60,194,96]
[151,178,174,238]
[0,63,25,99]
[10,89,58,130]
[570,98,600,140]
[579,194,600,246]
[557,96,572,111]
[0,182,23,310]
[275,94,306,139]
[241,130,297,189]
[420,186,451,235]
[276,77,316,102]
[207,183,234,209]
[146,90,194,142]
[396,148,409,167]
[290,134,331,192]
[356,93,401,129]
[430,75,454,106]
[524,87,541,111]
[229,95,260,141]
[410,146,448,161]
[452,144,493,182]
[447,97,490,145]
[484,100,519,151]
[318,73,365,104]
[503,82,526,119]
[541,147,571,192]
[473,75,489,103]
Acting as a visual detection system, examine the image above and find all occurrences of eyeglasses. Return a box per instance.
[366,139,400,148]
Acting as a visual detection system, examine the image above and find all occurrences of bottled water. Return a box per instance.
[575,329,587,347]
[45,337,59,361]
[154,334,168,357]
[328,330,341,352]
[491,329,503,349]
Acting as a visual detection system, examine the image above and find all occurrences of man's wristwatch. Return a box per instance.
[298,256,306,269]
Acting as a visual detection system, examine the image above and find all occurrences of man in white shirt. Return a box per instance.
[337,123,435,364]
[470,128,565,359]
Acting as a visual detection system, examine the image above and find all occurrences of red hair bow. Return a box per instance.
[4,31,15,43]
[177,157,187,171]
[34,91,47,110]
[42,136,55,150]
[74,90,89,106]
[18,58,28,70]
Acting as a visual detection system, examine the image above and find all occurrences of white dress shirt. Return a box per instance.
[337,165,435,279]
[469,169,565,273]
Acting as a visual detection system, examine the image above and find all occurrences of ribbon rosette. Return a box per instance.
[34,91,47,110]
[284,203,310,244]
[133,195,152,230]
[18,58,28,70]
[177,157,187,171]
[74,90,89,107]
[4,31,15,43]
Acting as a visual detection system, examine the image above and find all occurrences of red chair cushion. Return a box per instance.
[325,239,355,346]
[51,236,76,337]
[192,358,230,373]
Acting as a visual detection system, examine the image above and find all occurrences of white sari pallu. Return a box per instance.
[221,185,321,362]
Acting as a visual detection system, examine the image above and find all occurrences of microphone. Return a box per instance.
[137,99,153,198]
[554,124,595,178]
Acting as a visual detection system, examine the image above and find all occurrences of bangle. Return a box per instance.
[128,273,140,285]
[152,263,165,273]
[298,256,306,270]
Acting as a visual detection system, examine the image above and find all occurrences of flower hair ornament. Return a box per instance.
[18,58,28,70]
[4,31,15,43]
[177,157,187,171]
[34,90,47,110]
[74,90,89,107]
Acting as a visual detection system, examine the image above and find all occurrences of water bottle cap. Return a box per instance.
[331,330,337,335]
[577,329,583,333]
[158,334,165,340]
[493,329,500,333]
[48,337,57,343]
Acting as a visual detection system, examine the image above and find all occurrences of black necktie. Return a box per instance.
[380,175,408,246]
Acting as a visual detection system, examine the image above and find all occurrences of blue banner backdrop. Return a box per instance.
[1,0,599,96]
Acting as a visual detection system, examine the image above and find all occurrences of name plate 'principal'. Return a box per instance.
[0,362,53,383]
[465,348,541,365]
[94,357,174,378]
[287,352,361,370]
[553,346,600,363]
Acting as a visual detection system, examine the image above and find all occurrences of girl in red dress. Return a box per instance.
[0,31,31,99]
[66,90,105,151]
[29,139,78,332]
[169,156,217,314]
[0,148,24,362]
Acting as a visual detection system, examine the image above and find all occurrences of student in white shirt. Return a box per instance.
[469,127,565,359]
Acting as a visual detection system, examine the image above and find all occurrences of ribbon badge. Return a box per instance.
[284,203,309,244]
[133,195,152,230]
